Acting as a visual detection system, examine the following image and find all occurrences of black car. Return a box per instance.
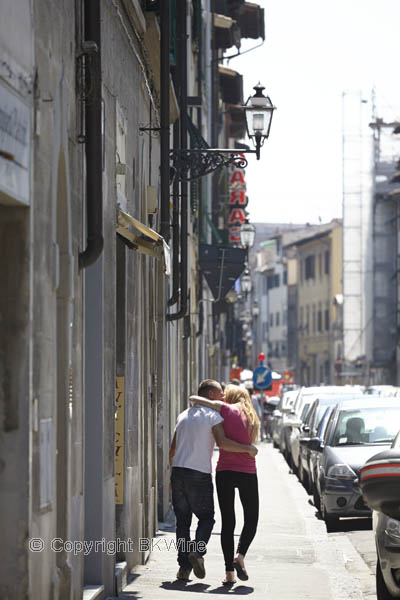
[306,396,400,531]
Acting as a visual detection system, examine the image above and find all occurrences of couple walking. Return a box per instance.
[169,379,260,585]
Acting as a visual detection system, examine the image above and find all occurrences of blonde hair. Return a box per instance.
[224,384,260,444]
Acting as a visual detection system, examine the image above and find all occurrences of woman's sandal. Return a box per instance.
[233,561,249,581]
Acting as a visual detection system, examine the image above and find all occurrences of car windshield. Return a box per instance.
[314,395,360,430]
[332,406,400,446]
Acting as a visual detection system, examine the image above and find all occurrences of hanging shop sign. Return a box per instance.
[0,82,31,206]
[227,160,247,244]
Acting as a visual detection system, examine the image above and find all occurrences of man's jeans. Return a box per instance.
[171,467,215,568]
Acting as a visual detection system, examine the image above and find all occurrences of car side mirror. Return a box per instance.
[308,437,324,452]
[301,424,310,433]
[299,437,311,446]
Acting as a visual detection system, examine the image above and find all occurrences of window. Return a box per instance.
[324,250,330,275]
[325,309,330,330]
[281,342,286,354]
[305,255,315,280]
[283,270,287,285]
[319,254,323,278]
[300,307,304,333]
[270,313,273,326]
[267,275,274,290]
[275,342,280,357]
[274,273,280,288]
[312,305,316,333]
[305,306,310,334]
[276,312,280,326]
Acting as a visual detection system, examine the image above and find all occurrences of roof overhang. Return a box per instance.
[117,210,171,276]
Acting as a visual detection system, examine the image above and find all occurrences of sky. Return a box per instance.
[226,0,400,224]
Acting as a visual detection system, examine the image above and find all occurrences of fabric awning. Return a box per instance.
[198,244,246,301]
[238,3,265,40]
[117,210,171,276]
[218,65,243,105]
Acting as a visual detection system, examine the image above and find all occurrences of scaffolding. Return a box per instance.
[342,91,373,379]
[342,89,400,383]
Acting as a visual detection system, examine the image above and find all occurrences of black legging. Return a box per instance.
[216,470,259,572]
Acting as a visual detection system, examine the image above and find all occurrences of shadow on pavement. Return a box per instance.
[160,580,254,594]
[207,584,254,595]
[161,580,210,592]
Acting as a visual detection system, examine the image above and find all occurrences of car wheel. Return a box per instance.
[321,500,339,533]
[376,557,396,599]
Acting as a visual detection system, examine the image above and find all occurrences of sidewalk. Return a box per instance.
[112,444,364,599]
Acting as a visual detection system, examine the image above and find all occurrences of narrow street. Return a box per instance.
[113,443,376,599]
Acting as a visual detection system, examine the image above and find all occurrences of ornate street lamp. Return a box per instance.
[167,82,275,181]
[244,83,276,160]
[240,219,256,250]
[241,269,252,294]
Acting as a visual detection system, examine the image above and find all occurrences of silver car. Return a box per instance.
[271,389,298,451]
[311,396,400,531]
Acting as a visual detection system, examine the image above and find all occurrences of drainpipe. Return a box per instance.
[159,0,170,242]
[167,0,188,321]
[79,0,104,269]
[168,120,180,306]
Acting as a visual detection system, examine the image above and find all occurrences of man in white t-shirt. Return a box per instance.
[169,379,257,581]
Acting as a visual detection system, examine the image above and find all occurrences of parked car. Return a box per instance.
[288,386,363,474]
[262,395,280,441]
[308,396,400,531]
[364,385,400,396]
[297,388,365,492]
[270,389,299,451]
[360,430,400,599]
[276,386,320,464]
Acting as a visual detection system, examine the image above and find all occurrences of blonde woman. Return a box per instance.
[190,384,260,586]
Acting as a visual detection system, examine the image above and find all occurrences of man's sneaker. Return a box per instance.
[176,566,192,581]
[188,552,206,579]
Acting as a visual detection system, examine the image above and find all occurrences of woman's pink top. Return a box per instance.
[216,403,256,474]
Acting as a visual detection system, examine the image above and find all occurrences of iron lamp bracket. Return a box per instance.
[169,148,255,181]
